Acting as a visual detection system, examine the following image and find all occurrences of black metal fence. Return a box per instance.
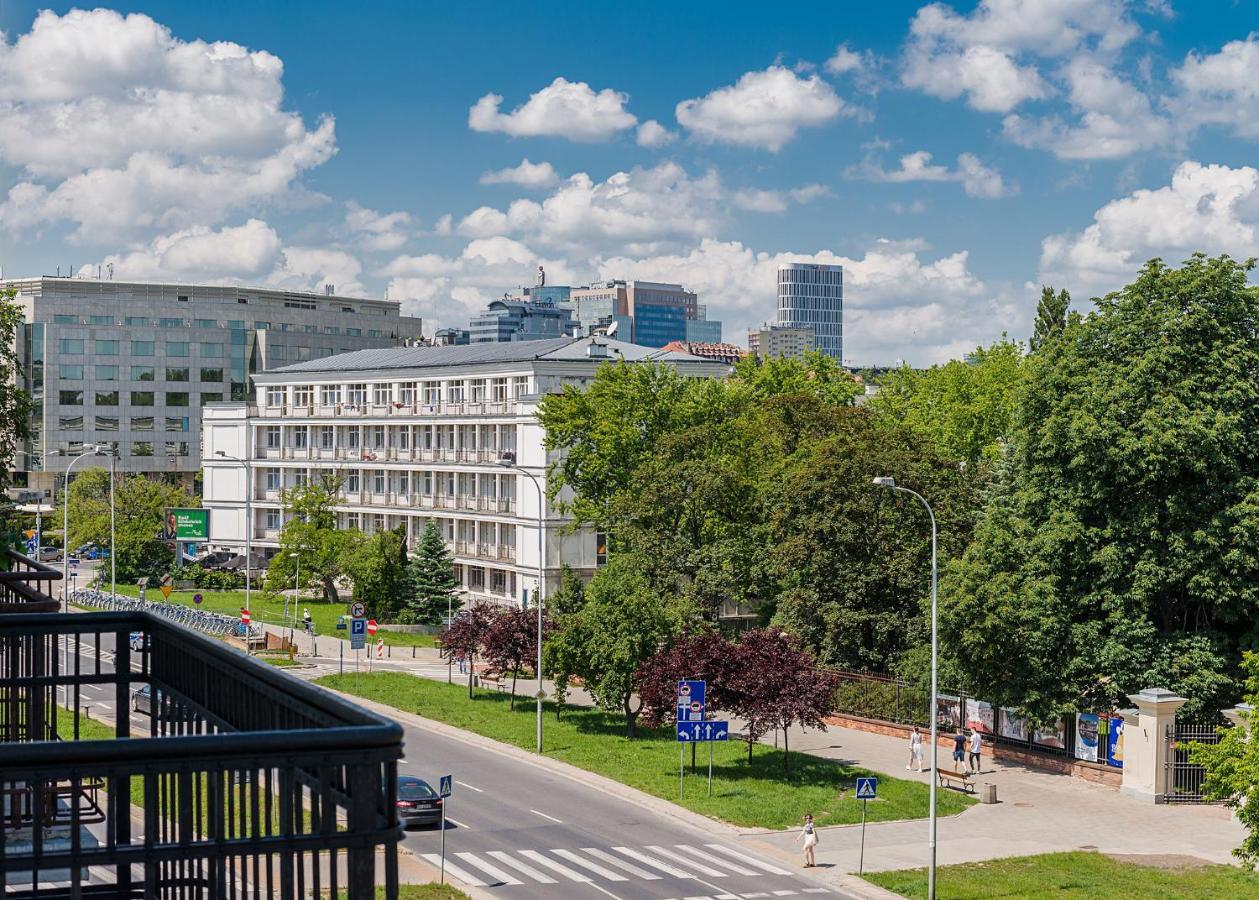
[1,607,403,898]
[1163,721,1226,804]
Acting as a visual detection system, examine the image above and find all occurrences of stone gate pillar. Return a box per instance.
[1120,688,1187,803]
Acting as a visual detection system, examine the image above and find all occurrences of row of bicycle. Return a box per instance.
[70,588,264,638]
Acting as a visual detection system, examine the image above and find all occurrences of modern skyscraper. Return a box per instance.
[566,280,721,347]
[776,263,843,360]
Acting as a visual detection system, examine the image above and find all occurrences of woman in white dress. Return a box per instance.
[908,725,924,772]
[800,813,818,867]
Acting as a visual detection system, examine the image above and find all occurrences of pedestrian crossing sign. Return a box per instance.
[439,774,453,798]
[855,776,877,799]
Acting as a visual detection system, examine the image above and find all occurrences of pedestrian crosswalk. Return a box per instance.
[419,842,824,892]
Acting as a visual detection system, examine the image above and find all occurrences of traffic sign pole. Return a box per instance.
[679,744,684,799]
[438,775,453,885]
[708,738,713,797]
[859,798,867,875]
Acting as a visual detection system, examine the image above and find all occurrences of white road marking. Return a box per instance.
[419,854,485,886]
[443,817,470,829]
[486,850,558,884]
[456,780,484,793]
[454,852,522,885]
[518,849,591,882]
[581,847,661,880]
[802,890,832,895]
[551,848,629,881]
[648,845,730,878]
[613,846,694,879]
[705,845,794,876]
[740,894,770,899]
[772,892,799,897]
[675,844,761,876]
[529,808,562,823]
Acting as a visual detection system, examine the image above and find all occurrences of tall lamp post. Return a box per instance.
[60,445,109,710]
[873,476,938,900]
[213,451,253,628]
[288,550,301,651]
[498,449,544,755]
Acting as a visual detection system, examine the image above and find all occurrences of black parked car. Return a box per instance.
[395,776,443,828]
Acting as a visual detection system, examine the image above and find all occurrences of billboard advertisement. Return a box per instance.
[1033,718,1067,750]
[936,695,961,730]
[1105,716,1124,768]
[965,698,995,734]
[999,708,1028,742]
[1075,713,1100,762]
[165,508,209,542]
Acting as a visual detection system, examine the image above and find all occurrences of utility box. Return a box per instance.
[980,782,998,804]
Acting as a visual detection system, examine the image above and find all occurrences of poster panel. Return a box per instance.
[1105,716,1124,768]
[936,695,961,730]
[1033,718,1067,749]
[165,508,209,542]
[999,708,1028,742]
[1075,712,1100,762]
[965,698,995,734]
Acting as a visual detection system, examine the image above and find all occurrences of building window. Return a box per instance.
[200,367,223,382]
[125,316,149,327]
[164,441,190,457]
[201,392,223,402]
[53,314,78,324]
[265,387,285,407]
[95,391,119,406]
[254,322,270,330]
[195,319,216,329]
[95,365,118,381]
[303,324,318,333]
[347,384,366,406]
[293,428,308,450]
[130,391,155,407]
[325,326,340,335]
[596,531,608,567]
[58,339,84,355]
[59,365,83,380]
[492,378,508,401]
[200,342,224,358]
[319,426,334,449]
[264,426,281,449]
[159,318,184,328]
[372,426,385,449]
[468,567,485,591]
[470,379,486,402]
[131,340,154,356]
[131,416,154,431]
[373,471,386,493]
[320,385,340,406]
[265,510,281,530]
[166,341,189,357]
[132,365,155,381]
[293,385,313,407]
[367,329,382,338]
[177,295,189,303]
[295,346,311,362]
[58,415,83,430]
[166,392,189,407]
[265,469,281,491]
[346,327,361,336]
[447,381,465,403]
[165,416,188,432]
[165,367,189,382]
[373,384,391,405]
[346,471,361,492]
[399,472,410,495]
[89,315,114,326]
[132,442,154,457]
[94,415,119,432]
[59,390,83,406]
[270,344,287,361]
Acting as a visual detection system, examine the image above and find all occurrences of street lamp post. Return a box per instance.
[213,451,253,636]
[289,551,301,652]
[60,445,109,710]
[108,447,117,602]
[32,449,63,559]
[499,449,544,755]
[873,476,938,900]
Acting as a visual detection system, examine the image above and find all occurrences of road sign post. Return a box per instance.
[438,775,453,884]
[855,776,878,874]
[676,680,706,798]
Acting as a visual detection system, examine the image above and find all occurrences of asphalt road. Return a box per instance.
[58,620,849,900]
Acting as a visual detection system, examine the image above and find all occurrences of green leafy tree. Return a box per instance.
[406,520,459,624]
[942,255,1259,721]
[1030,285,1071,352]
[869,338,1025,465]
[66,469,194,583]
[1192,652,1259,866]
[344,525,410,621]
[544,564,586,717]
[730,351,863,405]
[546,554,689,736]
[0,289,32,557]
[265,474,361,603]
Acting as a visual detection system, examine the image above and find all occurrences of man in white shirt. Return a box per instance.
[968,729,983,773]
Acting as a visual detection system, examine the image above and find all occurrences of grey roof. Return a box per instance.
[268,336,723,375]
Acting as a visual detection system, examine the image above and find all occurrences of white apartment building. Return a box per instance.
[201,336,729,607]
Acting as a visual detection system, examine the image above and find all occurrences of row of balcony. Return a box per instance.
[254,489,516,513]
[264,400,519,418]
[255,446,515,463]
[251,527,517,564]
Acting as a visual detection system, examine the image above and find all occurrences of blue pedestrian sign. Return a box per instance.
[439,774,453,798]
[676,720,729,743]
[855,776,878,799]
[677,680,706,723]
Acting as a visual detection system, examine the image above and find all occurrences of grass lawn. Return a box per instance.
[341,887,468,899]
[314,671,973,830]
[104,583,436,648]
[864,851,1259,899]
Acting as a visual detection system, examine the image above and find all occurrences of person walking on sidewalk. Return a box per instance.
[800,814,818,868]
[969,728,983,773]
[952,730,967,772]
[908,725,924,772]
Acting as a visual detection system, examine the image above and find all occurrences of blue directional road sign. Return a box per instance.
[677,680,706,722]
[855,776,878,799]
[439,774,453,798]
[676,720,729,743]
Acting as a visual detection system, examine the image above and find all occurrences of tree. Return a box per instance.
[1030,285,1070,352]
[406,520,459,624]
[943,255,1259,722]
[727,629,839,771]
[869,338,1025,465]
[66,469,194,582]
[636,631,739,728]
[440,601,499,698]
[543,565,586,717]
[0,290,30,509]
[546,554,688,736]
[483,606,551,710]
[266,474,361,603]
[1192,652,1259,866]
[343,526,410,621]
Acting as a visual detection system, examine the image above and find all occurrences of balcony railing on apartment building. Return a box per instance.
[261,400,518,419]
[0,552,403,899]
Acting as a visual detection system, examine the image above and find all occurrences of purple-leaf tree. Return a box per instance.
[637,631,739,728]
[483,606,553,710]
[440,601,499,699]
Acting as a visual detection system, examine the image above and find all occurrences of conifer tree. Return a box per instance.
[406,520,459,624]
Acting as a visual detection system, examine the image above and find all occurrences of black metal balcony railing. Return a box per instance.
[0,552,403,898]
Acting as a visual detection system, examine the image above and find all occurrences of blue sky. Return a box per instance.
[2,1,1258,364]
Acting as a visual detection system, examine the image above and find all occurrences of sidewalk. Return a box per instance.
[749,721,1245,875]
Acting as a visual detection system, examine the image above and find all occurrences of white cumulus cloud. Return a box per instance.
[468,77,636,141]
[1172,35,1259,140]
[675,66,847,151]
[851,150,1014,198]
[479,159,560,189]
[636,120,676,148]
[344,203,415,252]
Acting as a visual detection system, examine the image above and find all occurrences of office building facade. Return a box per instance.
[201,337,729,607]
[4,277,423,492]
[468,297,574,343]
[748,323,817,360]
[565,280,721,347]
[776,263,843,360]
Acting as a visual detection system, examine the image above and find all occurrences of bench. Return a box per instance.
[937,769,975,794]
[478,672,509,693]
